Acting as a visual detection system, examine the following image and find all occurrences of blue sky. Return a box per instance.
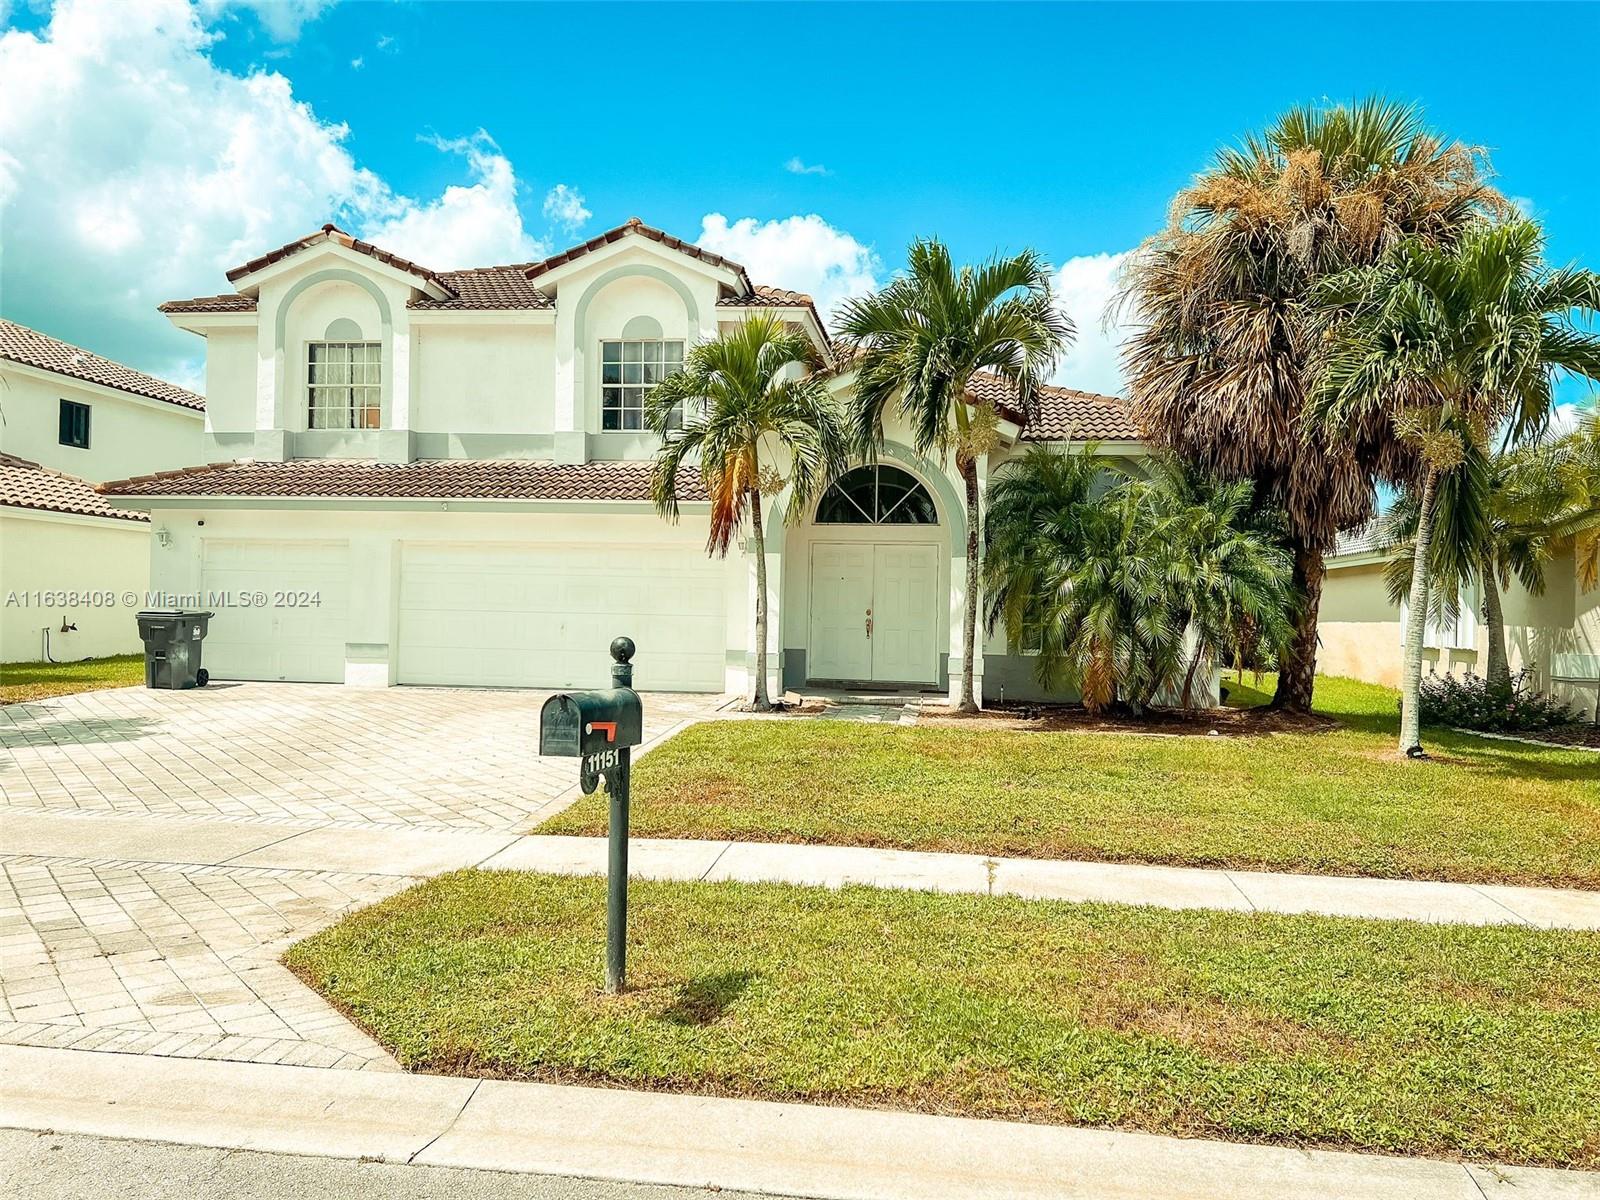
[1,0,1596,410]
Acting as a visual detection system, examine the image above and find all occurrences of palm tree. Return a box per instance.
[836,239,1073,712]
[1379,410,1600,685]
[983,447,1293,714]
[1313,220,1600,755]
[647,313,850,711]
[1121,98,1504,713]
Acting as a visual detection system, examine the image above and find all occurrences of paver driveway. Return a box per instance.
[1,683,718,830]
[0,683,724,1072]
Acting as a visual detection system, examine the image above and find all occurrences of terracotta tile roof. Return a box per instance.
[525,217,754,291]
[1332,520,1385,560]
[1,454,149,522]
[411,266,553,310]
[0,318,206,412]
[966,372,1139,442]
[717,284,829,342]
[158,294,258,314]
[719,284,814,308]
[225,224,456,295]
[98,458,710,503]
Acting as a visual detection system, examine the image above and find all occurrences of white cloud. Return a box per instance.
[195,0,335,41]
[541,183,590,234]
[1547,401,1595,439]
[363,132,545,269]
[697,213,879,324]
[349,55,362,69]
[1049,250,1134,397]
[785,157,830,177]
[0,0,546,379]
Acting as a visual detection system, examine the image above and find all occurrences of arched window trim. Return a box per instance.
[814,464,938,525]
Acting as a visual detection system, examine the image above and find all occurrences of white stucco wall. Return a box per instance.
[0,364,203,481]
[202,327,257,438]
[1,509,151,661]
[1321,551,1600,713]
[412,322,554,439]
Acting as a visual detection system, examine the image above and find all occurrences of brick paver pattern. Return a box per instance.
[0,682,724,1070]
[0,855,409,1069]
[1,683,714,830]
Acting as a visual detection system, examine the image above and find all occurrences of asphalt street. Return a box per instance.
[0,1128,796,1200]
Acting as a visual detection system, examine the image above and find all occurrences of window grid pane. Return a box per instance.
[307,341,381,430]
[600,338,684,432]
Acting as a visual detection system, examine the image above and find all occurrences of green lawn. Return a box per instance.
[286,870,1600,1167]
[0,654,144,705]
[541,675,1600,888]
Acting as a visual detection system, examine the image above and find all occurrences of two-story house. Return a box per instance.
[1,319,206,661]
[101,218,1145,703]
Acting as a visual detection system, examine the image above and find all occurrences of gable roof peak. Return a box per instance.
[524,218,752,291]
[225,225,456,298]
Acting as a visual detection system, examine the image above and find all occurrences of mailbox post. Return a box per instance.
[538,637,643,994]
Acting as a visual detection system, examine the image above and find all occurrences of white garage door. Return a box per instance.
[398,542,726,691]
[200,540,350,683]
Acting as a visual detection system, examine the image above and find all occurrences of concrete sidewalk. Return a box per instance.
[10,807,1599,929]
[4,1044,1591,1200]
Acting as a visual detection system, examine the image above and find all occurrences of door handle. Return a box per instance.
[865,609,873,638]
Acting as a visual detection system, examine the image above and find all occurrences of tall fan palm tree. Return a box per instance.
[836,239,1073,712]
[647,313,849,711]
[1313,220,1600,755]
[1120,98,1504,713]
[1379,410,1600,685]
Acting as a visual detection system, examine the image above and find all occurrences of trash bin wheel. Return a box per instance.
[196,668,210,687]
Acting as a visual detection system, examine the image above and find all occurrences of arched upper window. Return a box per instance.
[815,465,938,525]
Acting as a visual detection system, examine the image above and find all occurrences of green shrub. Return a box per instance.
[1418,667,1576,732]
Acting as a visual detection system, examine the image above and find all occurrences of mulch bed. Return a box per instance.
[917,700,1337,737]
[1495,724,1600,751]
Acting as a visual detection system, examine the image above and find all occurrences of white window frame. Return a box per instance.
[307,340,382,431]
[599,338,684,432]
[1401,580,1479,652]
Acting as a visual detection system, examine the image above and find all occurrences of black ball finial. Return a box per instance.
[610,636,636,663]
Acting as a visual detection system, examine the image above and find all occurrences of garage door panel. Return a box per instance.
[201,540,350,683]
[398,542,725,691]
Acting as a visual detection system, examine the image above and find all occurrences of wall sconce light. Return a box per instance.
[156,526,173,548]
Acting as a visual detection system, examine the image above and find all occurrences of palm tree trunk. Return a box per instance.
[959,457,981,714]
[1181,641,1204,713]
[748,487,772,712]
[1398,467,1440,756]
[1480,556,1510,687]
[1271,539,1324,713]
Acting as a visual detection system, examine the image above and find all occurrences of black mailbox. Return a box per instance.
[539,690,643,758]
[539,637,642,995]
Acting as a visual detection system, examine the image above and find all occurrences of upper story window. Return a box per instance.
[58,399,91,449]
[601,338,683,431]
[307,341,381,430]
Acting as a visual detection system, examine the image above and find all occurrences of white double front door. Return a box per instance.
[808,542,939,684]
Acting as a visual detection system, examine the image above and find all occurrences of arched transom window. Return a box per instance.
[815,465,938,525]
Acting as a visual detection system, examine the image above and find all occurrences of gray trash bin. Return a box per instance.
[136,610,214,690]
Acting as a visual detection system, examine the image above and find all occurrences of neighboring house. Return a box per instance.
[100,218,1147,703]
[1320,525,1600,720]
[0,319,206,662]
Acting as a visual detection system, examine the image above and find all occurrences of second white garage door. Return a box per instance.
[398,542,727,691]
